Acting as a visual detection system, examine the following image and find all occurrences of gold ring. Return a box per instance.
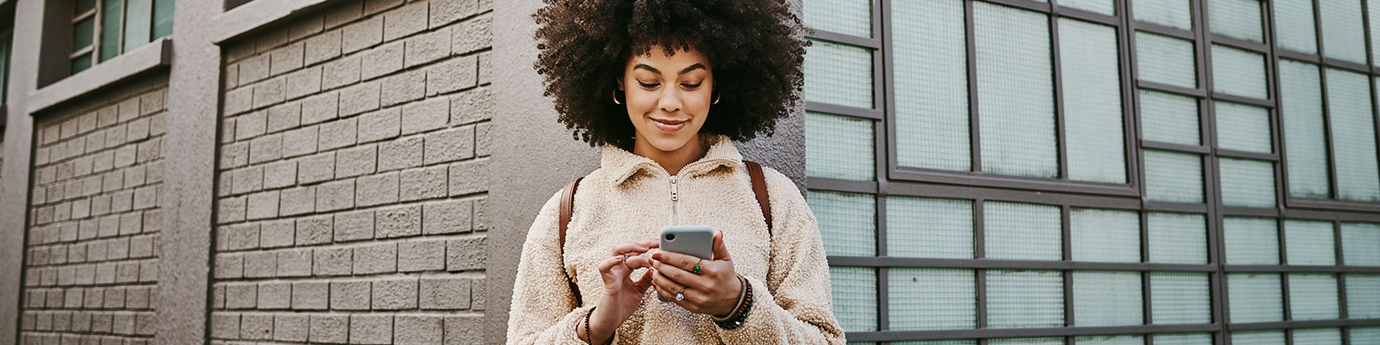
[693,258,703,274]
[675,287,686,301]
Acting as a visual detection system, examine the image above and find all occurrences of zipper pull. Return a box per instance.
[670,176,679,202]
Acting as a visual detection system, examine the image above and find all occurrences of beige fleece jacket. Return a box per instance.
[506,136,845,344]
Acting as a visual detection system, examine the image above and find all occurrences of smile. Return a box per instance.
[651,118,688,133]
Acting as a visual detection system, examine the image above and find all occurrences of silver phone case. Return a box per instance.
[657,225,714,302]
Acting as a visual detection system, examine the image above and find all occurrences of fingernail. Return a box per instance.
[652,252,661,260]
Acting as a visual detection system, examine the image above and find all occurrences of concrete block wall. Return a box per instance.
[18,75,169,345]
[212,0,492,343]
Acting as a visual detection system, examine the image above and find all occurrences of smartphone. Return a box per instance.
[657,225,714,301]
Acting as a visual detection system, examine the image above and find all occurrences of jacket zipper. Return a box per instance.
[669,175,680,225]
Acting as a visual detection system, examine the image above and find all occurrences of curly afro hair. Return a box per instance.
[533,0,809,148]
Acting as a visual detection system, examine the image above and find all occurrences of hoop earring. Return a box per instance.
[612,90,625,105]
[712,92,721,105]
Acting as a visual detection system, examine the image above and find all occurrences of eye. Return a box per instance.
[681,82,703,90]
[638,81,661,89]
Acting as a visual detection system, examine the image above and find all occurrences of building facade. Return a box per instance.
[0,0,1377,344]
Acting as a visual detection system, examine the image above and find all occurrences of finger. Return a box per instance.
[634,267,655,291]
[652,251,703,274]
[650,268,686,301]
[610,239,660,256]
[598,255,629,277]
[652,259,709,290]
[711,230,732,262]
[624,253,654,270]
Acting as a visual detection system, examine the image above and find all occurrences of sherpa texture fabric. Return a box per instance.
[506,136,845,344]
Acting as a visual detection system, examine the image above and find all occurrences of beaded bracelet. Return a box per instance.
[713,276,754,330]
[582,307,614,345]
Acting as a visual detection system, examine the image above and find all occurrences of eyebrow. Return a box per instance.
[633,63,708,75]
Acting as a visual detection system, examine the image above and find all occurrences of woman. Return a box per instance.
[507,0,844,344]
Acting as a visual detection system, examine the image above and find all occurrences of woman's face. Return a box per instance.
[619,46,714,154]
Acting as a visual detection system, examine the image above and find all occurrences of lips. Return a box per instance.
[651,118,688,133]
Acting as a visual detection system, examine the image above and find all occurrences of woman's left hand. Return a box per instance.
[650,230,743,317]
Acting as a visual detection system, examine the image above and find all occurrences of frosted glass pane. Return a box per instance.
[803,0,870,37]
[1214,101,1273,153]
[1073,271,1143,326]
[73,17,94,51]
[1224,217,1280,265]
[1273,0,1318,54]
[988,338,1062,345]
[1285,220,1336,266]
[1140,90,1201,145]
[894,0,970,171]
[887,197,973,259]
[1136,32,1198,89]
[100,0,123,62]
[1209,0,1263,43]
[806,112,875,181]
[1278,61,1330,198]
[1327,70,1380,202]
[888,268,976,331]
[152,0,173,39]
[1352,327,1380,343]
[1319,0,1368,64]
[1346,274,1380,318]
[805,39,873,109]
[830,266,877,332]
[1211,45,1268,99]
[1288,273,1340,320]
[1075,335,1144,345]
[1153,333,1213,345]
[976,3,1057,178]
[1148,212,1208,264]
[1219,158,1276,208]
[123,0,152,52]
[1061,0,1115,15]
[1134,0,1194,30]
[1228,273,1283,323]
[1061,19,1127,184]
[808,190,875,257]
[985,202,1062,261]
[1144,150,1205,203]
[77,0,96,13]
[1293,328,1342,345]
[1342,223,1380,266]
[71,54,93,74]
[1150,272,1212,324]
[1231,330,1285,345]
[1071,209,1140,263]
[893,341,975,345]
[987,270,1064,328]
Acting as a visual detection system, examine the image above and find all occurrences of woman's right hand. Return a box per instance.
[585,239,659,344]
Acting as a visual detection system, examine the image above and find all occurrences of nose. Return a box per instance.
[657,86,682,113]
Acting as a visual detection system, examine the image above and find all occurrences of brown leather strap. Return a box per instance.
[558,177,584,307]
[745,161,773,235]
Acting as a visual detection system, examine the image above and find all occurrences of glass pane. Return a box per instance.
[989,338,1063,345]
[808,190,875,257]
[1075,335,1143,345]
[1148,212,1208,264]
[1134,0,1194,30]
[1211,45,1268,99]
[1293,328,1342,345]
[892,341,976,345]
[1144,150,1204,203]
[1289,273,1340,320]
[1228,273,1283,323]
[1224,217,1280,264]
[71,54,93,74]
[123,0,152,52]
[889,268,976,331]
[152,0,174,39]
[1319,0,1368,64]
[805,39,873,109]
[1285,220,1336,266]
[1346,274,1380,318]
[1278,61,1330,198]
[1209,0,1263,43]
[73,17,94,51]
[1140,90,1201,146]
[1071,209,1140,263]
[100,0,123,62]
[887,197,973,259]
[894,0,970,171]
[1373,0,1380,67]
[1273,0,1318,54]
[1214,101,1273,153]
[1073,271,1143,326]
[1061,0,1115,15]
[1342,222,1380,266]
[1136,32,1198,89]
[1150,272,1212,324]
[830,266,877,332]
[1231,330,1285,345]
[1061,19,1127,184]
[1219,158,1277,208]
[77,0,96,13]
[985,201,1062,261]
[1353,327,1380,343]
[806,112,875,181]
[1328,70,1380,202]
[976,3,1057,178]
[987,270,1064,329]
[1153,333,1214,345]
[803,0,870,37]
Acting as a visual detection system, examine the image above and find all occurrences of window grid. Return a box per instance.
[802,0,1380,344]
[68,0,173,76]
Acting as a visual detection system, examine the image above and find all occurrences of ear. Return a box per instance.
[616,77,625,91]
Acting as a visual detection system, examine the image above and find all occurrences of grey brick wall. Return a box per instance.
[19,74,168,345]
[212,0,491,343]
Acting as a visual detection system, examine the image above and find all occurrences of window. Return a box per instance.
[802,0,1380,343]
[69,0,173,74]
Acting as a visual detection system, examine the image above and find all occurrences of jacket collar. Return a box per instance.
[602,135,744,185]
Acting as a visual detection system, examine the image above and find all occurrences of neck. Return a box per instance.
[632,135,708,176]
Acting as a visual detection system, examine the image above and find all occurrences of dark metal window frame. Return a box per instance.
[803,0,1380,343]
